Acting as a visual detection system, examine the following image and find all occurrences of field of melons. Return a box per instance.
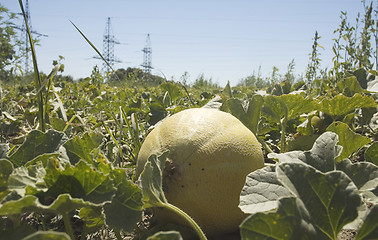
[1,1,378,240]
[1,68,378,240]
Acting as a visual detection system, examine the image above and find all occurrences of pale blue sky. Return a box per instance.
[3,0,369,86]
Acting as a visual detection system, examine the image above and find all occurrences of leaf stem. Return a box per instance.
[280,117,287,153]
[257,136,273,154]
[114,229,123,240]
[62,213,75,240]
[163,202,208,240]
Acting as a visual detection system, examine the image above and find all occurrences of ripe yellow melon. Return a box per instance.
[136,108,264,236]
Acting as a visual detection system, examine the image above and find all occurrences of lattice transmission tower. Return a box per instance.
[141,34,152,73]
[96,17,121,74]
[15,0,48,73]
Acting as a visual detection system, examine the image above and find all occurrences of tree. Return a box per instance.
[0,4,20,81]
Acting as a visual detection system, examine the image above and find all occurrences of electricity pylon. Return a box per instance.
[95,17,121,74]
[141,34,152,73]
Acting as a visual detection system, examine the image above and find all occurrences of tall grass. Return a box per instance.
[18,0,45,131]
[70,20,120,82]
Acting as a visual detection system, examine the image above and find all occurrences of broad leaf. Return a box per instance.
[0,143,9,159]
[79,206,104,234]
[139,152,169,208]
[327,121,371,161]
[317,94,376,120]
[103,197,142,233]
[7,162,47,197]
[0,195,39,215]
[46,193,89,214]
[221,95,264,134]
[286,134,319,151]
[337,159,378,198]
[240,197,318,240]
[353,68,368,89]
[42,160,113,204]
[223,81,233,98]
[336,76,364,96]
[247,95,264,134]
[0,159,13,201]
[355,204,378,240]
[103,168,143,233]
[63,132,103,164]
[277,163,362,239]
[148,103,167,125]
[262,95,287,122]
[279,94,316,120]
[25,153,60,168]
[0,159,13,191]
[0,194,96,228]
[9,130,67,167]
[239,165,292,214]
[221,98,247,125]
[160,82,182,102]
[365,141,378,166]
[269,132,341,172]
[22,231,71,240]
[2,224,36,240]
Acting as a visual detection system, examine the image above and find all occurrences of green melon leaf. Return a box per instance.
[103,197,142,233]
[221,95,264,134]
[160,82,183,102]
[0,159,13,201]
[0,195,39,215]
[277,163,362,239]
[365,141,378,166]
[327,121,371,161]
[317,94,376,120]
[148,103,167,125]
[8,130,67,167]
[0,143,10,159]
[336,159,378,202]
[355,204,378,240]
[103,168,143,233]
[262,95,287,122]
[63,132,103,165]
[139,152,169,208]
[221,98,247,123]
[2,224,36,240]
[223,81,233,98]
[79,206,104,234]
[46,193,89,214]
[24,153,61,168]
[353,68,368,89]
[42,160,112,203]
[7,162,47,197]
[22,231,71,240]
[337,159,378,192]
[269,132,341,172]
[240,197,319,240]
[279,94,316,120]
[239,165,292,214]
[336,76,364,96]
[0,194,92,217]
[0,159,13,190]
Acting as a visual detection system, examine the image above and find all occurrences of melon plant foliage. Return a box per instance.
[1,74,378,239]
[239,132,378,240]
